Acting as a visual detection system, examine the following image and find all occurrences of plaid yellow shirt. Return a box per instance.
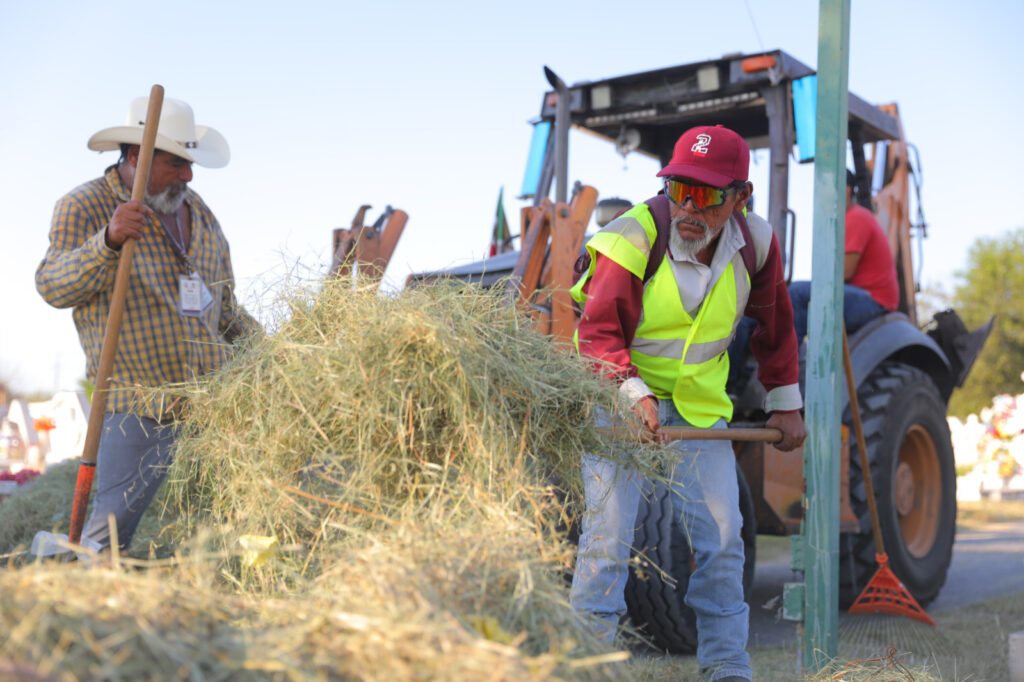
[36,165,260,420]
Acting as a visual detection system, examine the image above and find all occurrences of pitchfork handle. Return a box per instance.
[597,426,782,443]
[69,85,164,545]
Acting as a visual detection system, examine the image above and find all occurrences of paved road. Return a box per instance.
[746,517,1024,647]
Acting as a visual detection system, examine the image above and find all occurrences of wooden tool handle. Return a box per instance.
[69,85,163,545]
[79,85,164,465]
[597,425,782,443]
[661,426,782,442]
[842,324,885,555]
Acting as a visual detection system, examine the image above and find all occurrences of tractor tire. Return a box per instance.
[624,463,756,653]
[839,361,957,608]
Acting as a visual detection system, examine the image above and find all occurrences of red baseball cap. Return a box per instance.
[657,125,749,187]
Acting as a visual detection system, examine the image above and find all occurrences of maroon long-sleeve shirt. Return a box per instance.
[576,216,801,413]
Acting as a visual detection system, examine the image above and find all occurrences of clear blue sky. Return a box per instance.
[1,0,1021,394]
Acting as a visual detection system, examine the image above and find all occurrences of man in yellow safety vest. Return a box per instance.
[569,125,806,682]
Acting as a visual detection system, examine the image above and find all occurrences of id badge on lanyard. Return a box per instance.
[158,210,212,317]
[179,271,213,317]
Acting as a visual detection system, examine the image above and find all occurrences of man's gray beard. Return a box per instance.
[670,216,713,256]
[146,184,187,214]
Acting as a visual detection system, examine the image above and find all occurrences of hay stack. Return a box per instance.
[161,278,638,569]
[0,553,626,681]
[0,278,951,680]
[3,278,653,680]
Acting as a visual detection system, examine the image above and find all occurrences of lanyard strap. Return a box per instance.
[156,211,194,273]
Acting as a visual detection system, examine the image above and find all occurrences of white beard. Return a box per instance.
[670,216,714,256]
[146,184,187,214]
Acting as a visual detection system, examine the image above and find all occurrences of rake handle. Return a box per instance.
[842,323,885,556]
[68,85,164,545]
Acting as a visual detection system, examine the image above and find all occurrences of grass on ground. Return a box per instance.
[632,501,1024,681]
[629,588,1024,681]
[958,498,1024,528]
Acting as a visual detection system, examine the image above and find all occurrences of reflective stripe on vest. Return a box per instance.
[570,204,657,306]
[631,258,751,362]
[633,253,751,426]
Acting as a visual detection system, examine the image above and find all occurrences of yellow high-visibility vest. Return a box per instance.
[571,203,752,426]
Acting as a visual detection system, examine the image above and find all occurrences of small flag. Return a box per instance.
[489,187,511,256]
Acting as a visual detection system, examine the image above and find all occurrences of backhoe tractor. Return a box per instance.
[407,49,993,653]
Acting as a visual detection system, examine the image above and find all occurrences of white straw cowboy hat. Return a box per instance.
[88,96,230,168]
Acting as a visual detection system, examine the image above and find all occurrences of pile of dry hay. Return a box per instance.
[2,277,659,680]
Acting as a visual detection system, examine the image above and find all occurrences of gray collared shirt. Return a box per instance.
[665,215,747,317]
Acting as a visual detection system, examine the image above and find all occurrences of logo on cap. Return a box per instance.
[691,133,712,156]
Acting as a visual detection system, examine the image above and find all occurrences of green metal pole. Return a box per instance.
[803,0,850,672]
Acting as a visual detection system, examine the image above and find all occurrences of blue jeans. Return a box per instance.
[788,281,887,342]
[82,413,177,551]
[570,402,751,681]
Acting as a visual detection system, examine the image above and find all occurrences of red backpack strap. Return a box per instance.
[734,210,758,277]
[572,197,664,284]
[642,194,671,283]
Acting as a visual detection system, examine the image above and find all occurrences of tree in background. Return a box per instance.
[947,227,1024,418]
[915,281,952,327]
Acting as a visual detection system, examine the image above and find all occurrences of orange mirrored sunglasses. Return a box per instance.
[664,178,734,209]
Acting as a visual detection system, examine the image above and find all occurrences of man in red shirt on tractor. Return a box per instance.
[787,169,899,342]
[727,169,899,395]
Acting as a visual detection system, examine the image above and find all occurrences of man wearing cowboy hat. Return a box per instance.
[35,96,260,552]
